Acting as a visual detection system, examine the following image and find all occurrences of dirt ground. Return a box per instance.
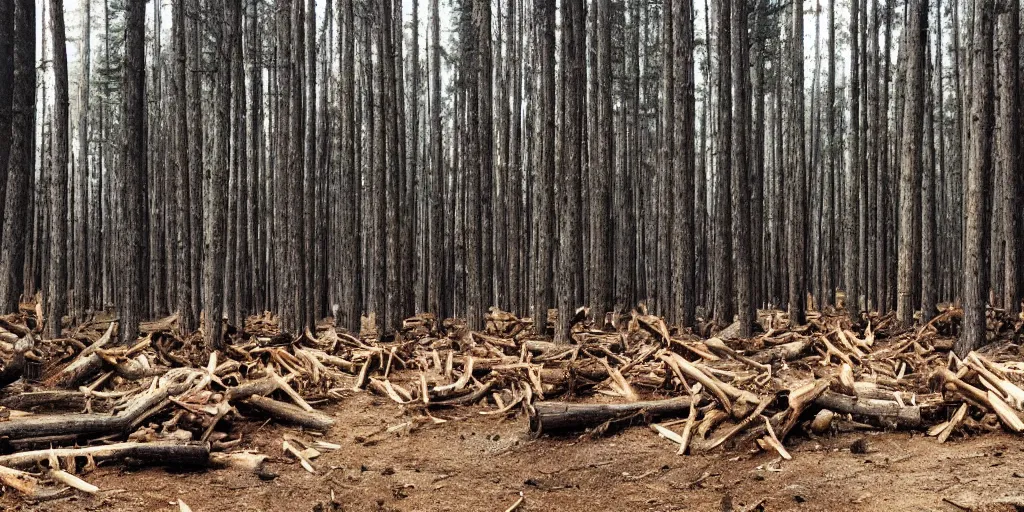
[3,390,1024,512]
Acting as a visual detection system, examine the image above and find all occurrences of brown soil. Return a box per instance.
[3,391,1023,512]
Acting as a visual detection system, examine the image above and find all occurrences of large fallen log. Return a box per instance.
[0,368,199,440]
[530,396,700,435]
[0,441,210,470]
[813,391,921,429]
[0,390,87,412]
[244,396,335,431]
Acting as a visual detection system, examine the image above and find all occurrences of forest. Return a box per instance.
[0,0,1013,357]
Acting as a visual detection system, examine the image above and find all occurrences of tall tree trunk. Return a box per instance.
[428,0,443,317]
[74,0,90,318]
[999,0,1021,313]
[557,0,585,341]
[713,0,733,327]
[477,0,493,321]
[787,0,807,325]
[46,0,69,338]
[0,0,33,313]
[673,0,695,328]
[173,0,192,333]
[824,0,837,307]
[532,0,555,326]
[845,0,861,312]
[204,0,236,350]
[591,0,613,318]
[116,0,146,346]
[897,0,926,325]
[186,0,202,331]
[731,0,751,336]
[958,0,994,356]
[0,0,12,205]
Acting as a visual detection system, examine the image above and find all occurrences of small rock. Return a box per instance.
[850,438,869,454]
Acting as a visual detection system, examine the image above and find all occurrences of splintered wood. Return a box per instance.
[0,303,1021,499]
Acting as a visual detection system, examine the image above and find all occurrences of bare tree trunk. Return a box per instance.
[186,0,202,331]
[999,0,1021,312]
[897,0,926,325]
[673,0,695,328]
[203,0,234,350]
[428,0,443,317]
[46,0,69,338]
[0,0,12,205]
[713,0,732,327]
[731,0,751,336]
[787,0,806,325]
[958,0,994,356]
[557,0,585,341]
[845,0,861,313]
[824,0,837,307]
[0,0,33,313]
[477,0,493,320]
[74,0,91,319]
[591,0,613,318]
[173,0,192,334]
[116,0,146,346]
[532,0,555,326]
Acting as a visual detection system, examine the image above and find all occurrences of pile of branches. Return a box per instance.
[0,303,1021,500]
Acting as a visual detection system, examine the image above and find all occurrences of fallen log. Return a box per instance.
[0,390,87,412]
[530,396,700,435]
[244,395,335,431]
[0,368,199,440]
[750,339,812,364]
[813,391,921,429]
[0,441,210,470]
[48,323,114,388]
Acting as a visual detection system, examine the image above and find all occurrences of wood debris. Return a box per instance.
[0,305,1020,501]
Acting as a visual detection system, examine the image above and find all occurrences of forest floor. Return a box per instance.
[4,388,1024,512]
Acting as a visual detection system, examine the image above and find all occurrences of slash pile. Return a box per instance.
[0,302,1022,500]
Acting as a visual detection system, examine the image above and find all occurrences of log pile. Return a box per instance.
[0,303,1020,499]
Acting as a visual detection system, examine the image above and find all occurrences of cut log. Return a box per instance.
[0,368,199,440]
[813,391,922,429]
[49,323,114,388]
[0,390,87,412]
[0,441,210,469]
[750,339,812,364]
[529,396,700,435]
[244,395,335,431]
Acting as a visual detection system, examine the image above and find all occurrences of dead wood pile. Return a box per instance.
[0,302,1020,499]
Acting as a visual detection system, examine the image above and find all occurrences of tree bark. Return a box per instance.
[116,0,146,346]
[897,0,926,326]
[958,0,994,356]
[787,0,807,325]
[46,0,69,339]
[999,0,1021,313]
[74,0,90,319]
[673,0,695,328]
[0,0,35,314]
[713,0,733,327]
[844,0,861,313]
[0,0,12,206]
[731,0,751,336]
